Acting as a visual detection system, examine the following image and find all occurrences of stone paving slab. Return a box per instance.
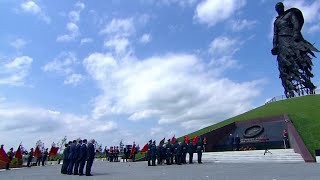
[0,161,319,180]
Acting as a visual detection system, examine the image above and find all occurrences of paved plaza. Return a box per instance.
[0,161,319,180]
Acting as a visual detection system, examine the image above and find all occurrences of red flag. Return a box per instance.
[140,143,148,153]
[184,135,189,144]
[160,137,165,144]
[34,146,41,158]
[0,145,10,163]
[15,145,22,160]
[171,135,176,144]
[129,143,136,158]
[49,146,59,157]
[192,136,198,146]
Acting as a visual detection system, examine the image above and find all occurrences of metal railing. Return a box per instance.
[265,89,320,105]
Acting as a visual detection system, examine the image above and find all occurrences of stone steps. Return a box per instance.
[190,149,305,163]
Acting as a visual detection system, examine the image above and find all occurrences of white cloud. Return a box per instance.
[140,33,151,44]
[101,18,135,37]
[43,52,76,74]
[80,38,93,45]
[56,1,85,42]
[43,52,83,86]
[209,36,239,57]
[0,56,33,86]
[194,0,246,26]
[64,73,83,86]
[144,0,199,7]
[83,52,262,131]
[10,38,27,49]
[104,37,130,54]
[101,18,136,56]
[229,19,257,32]
[0,100,117,149]
[20,0,51,24]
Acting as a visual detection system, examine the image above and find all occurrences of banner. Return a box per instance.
[0,145,10,163]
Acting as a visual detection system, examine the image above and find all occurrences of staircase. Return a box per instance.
[198,149,304,163]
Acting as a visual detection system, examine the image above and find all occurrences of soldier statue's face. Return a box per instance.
[275,3,284,15]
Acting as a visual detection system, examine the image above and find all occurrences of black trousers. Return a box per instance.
[61,159,69,174]
[36,157,41,166]
[5,162,10,170]
[79,159,86,175]
[42,156,47,166]
[67,159,75,175]
[151,156,156,166]
[85,159,93,175]
[189,153,193,163]
[27,157,33,167]
[197,152,202,163]
[74,159,80,175]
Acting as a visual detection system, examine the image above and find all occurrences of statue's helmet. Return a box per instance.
[275,2,284,13]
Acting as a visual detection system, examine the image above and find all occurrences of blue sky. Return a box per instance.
[0,0,319,150]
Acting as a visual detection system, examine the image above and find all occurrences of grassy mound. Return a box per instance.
[184,94,320,157]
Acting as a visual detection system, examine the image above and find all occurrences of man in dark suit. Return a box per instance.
[73,139,82,175]
[79,139,87,176]
[67,140,76,175]
[235,134,241,151]
[61,143,70,174]
[86,139,95,176]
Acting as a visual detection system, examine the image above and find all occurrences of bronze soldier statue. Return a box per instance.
[271,2,319,98]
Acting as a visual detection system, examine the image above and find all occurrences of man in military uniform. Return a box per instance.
[156,142,162,165]
[181,140,187,164]
[151,141,157,166]
[165,139,172,165]
[42,148,48,166]
[27,148,34,167]
[188,139,194,164]
[176,142,182,165]
[6,148,14,170]
[147,140,152,166]
[196,138,203,164]
[172,140,178,164]
[73,139,82,175]
[79,139,87,176]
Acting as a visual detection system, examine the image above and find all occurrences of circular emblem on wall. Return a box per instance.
[243,125,264,138]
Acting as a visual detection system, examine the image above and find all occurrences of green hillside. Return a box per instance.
[183,94,320,157]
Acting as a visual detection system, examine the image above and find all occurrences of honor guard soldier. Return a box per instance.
[181,140,187,164]
[165,139,172,165]
[188,140,194,164]
[147,140,152,166]
[42,148,48,166]
[151,141,157,166]
[196,138,203,163]
[27,148,34,167]
[6,148,14,170]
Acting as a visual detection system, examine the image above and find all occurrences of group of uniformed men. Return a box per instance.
[4,146,49,170]
[146,138,204,166]
[104,146,120,162]
[60,139,95,176]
